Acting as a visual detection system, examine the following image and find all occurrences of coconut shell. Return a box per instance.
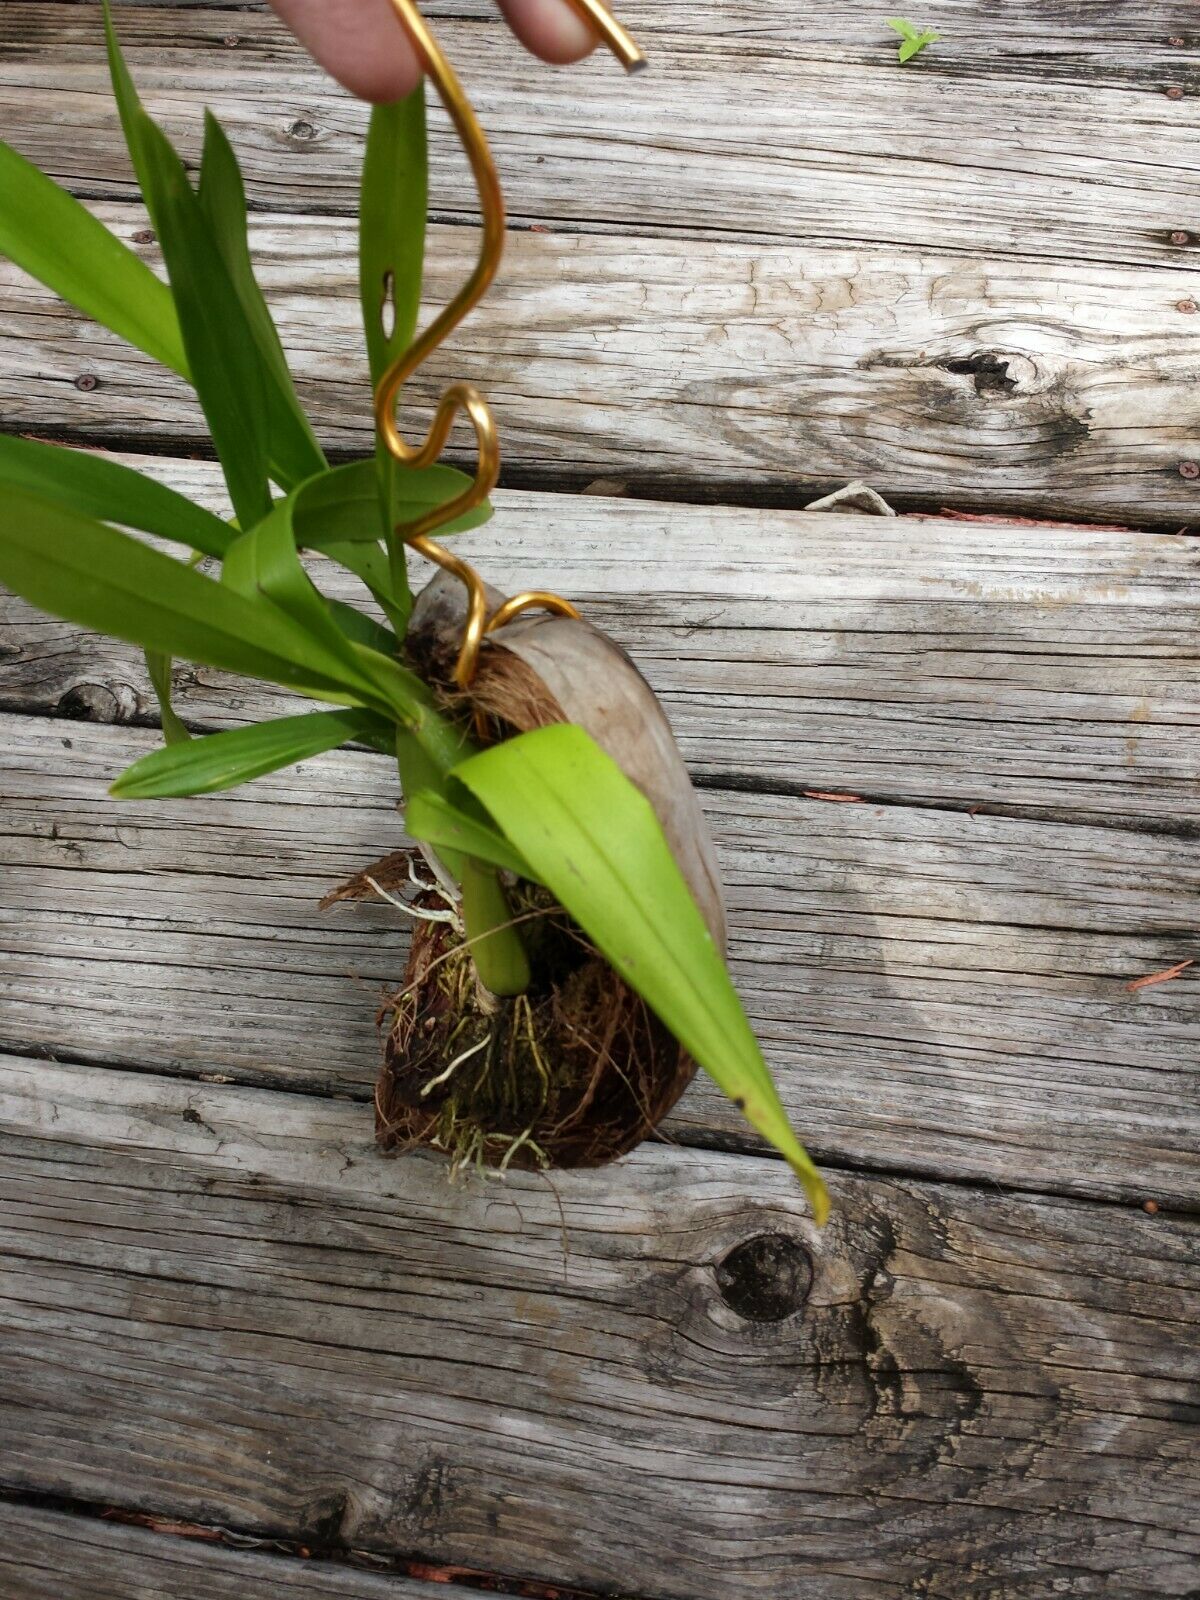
[406,569,727,949]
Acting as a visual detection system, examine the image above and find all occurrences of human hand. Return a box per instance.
[267,0,599,103]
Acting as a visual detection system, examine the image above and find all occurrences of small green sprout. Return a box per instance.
[887,16,940,62]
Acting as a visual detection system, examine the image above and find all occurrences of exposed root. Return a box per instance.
[374,868,695,1172]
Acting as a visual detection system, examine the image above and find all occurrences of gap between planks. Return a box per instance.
[3,208,1199,526]
[2,458,1198,825]
[4,0,1200,526]
[0,1499,474,1600]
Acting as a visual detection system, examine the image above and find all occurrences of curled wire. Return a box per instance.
[376,0,644,688]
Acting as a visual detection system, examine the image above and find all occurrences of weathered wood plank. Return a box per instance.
[3,458,1198,821]
[2,2,1197,272]
[2,713,1197,1206]
[0,1503,440,1600]
[4,209,1199,522]
[30,0,1200,88]
[0,1057,1196,1600]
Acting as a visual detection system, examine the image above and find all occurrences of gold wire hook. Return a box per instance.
[375,0,643,689]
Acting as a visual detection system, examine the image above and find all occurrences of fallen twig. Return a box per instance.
[1126,958,1195,993]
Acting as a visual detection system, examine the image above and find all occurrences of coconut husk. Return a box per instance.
[370,570,728,1172]
[406,569,726,948]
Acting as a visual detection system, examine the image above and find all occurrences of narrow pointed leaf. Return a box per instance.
[223,496,361,666]
[133,111,272,529]
[0,434,230,556]
[105,3,271,525]
[327,597,398,658]
[0,140,188,377]
[198,112,326,490]
[111,709,386,799]
[0,486,372,704]
[321,539,404,636]
[452,724,830,1222]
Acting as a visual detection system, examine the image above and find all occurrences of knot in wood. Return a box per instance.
[715,1233,813,1322]
[56,683,121,722]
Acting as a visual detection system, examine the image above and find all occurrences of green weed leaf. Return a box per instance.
[450,724,829,1221]
[887,17,939,59]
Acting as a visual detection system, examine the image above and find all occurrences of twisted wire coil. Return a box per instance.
[375,0,644,688]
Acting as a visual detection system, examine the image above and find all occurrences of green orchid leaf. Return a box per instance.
[361,87,428,582]
[0,139,188,378]
[219,474,452,741]
[290,459,491,639]
[326,596,398,658]
[222,476,404,686]
[132,111,273,530]
[0,434,231,557]
[144,649,192,745]
[111,708,387,799]
[406,787,533,880]
[451,724,830,1222]
[222,495,362,666]
[320,538,405,638]
[0,485,375,706]
[360,88,427,388]
[198,112,327,491]
[294,459,492,550]
[105,2,272,525]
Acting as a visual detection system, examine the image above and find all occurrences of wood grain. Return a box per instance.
[1,1055,1196,1600]
[3,2,1197,272]
[0,1503,438,1600]
[4,208,1199,522]
[3,457,1198,822]
[2,712,1197,1206]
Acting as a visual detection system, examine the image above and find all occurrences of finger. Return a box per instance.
[494,0,599,64]
[267,0,422,104]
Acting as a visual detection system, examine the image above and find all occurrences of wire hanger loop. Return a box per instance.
[375,0,644,688]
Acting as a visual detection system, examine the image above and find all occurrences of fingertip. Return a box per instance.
[335,54,424,105]
[268,0,424,103]
[495,0,599,64]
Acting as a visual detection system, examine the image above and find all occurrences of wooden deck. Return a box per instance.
[1,2,1197,1595]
